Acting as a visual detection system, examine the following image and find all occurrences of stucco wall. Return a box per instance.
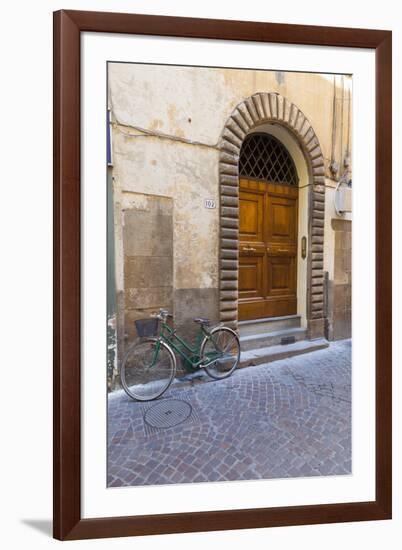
[108,63,352,362]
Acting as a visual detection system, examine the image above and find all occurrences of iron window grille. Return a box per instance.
[239,133,299,185]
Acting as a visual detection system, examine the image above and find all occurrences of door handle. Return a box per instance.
[243,246,256,252]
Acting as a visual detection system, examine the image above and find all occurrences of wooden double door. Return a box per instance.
[239,178,298,321]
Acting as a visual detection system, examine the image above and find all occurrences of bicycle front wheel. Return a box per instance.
[120,338,176,401]
[200,327,240,380]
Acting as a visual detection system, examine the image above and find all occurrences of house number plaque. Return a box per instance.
[204,198,216,209]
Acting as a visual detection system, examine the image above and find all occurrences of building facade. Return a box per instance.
[107,63,352,389]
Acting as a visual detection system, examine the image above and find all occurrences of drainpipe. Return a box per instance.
[344,77,352,170]
[340,75,345,174]
[329,76,338,178]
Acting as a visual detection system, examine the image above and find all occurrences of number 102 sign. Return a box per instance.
[204,198,216,209]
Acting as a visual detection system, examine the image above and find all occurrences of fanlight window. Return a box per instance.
[239,133,298,185]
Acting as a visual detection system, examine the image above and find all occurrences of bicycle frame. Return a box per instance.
[157,320,224,371]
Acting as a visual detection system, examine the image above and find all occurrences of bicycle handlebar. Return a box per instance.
[152,308,173,320]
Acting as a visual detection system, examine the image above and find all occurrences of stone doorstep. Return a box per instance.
[240,327,308,351]
[239,338,329,368]
[239,314,301,336]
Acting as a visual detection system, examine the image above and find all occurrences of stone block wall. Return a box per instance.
[122,194,173,344]
[327,219,352,340]
[120,191,219,351]
[173,288,219,346]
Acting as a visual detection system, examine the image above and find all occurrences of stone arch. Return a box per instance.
[219,92,326,339]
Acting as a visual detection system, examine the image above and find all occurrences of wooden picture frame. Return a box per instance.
[53,10,392,540]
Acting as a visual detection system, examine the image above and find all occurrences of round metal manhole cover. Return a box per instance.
[144,399,192,429]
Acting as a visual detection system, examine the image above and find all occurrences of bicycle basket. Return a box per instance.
[134,318,159,338]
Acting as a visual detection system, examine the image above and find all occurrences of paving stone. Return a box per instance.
[108,340,352,486]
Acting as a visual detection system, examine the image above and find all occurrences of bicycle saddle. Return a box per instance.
[193,317,210,326]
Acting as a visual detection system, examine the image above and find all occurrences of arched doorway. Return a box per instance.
[238,133,299,321]
[218,92,326,340]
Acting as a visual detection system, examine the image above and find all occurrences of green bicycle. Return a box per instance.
[120,309,240,401]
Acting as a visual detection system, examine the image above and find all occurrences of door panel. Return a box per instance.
[239,255,264,299]
[239,178,298,321]
[239,191,264,242]
[268,196,297,244]
[272,204,291,236]
[268,256,296,295]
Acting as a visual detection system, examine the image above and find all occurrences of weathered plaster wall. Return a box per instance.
[109,65,347,165]
[112,133,220,346]
[108,63,352,361]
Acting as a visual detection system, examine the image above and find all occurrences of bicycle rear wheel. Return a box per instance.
[200,326,240,380]
[120,338,176,401]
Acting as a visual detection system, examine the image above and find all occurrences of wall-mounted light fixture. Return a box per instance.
[334,178,352,216]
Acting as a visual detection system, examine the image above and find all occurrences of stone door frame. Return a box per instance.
[218,92,326,339]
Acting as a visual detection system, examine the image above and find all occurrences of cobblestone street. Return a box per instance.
[108,340,351,487]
